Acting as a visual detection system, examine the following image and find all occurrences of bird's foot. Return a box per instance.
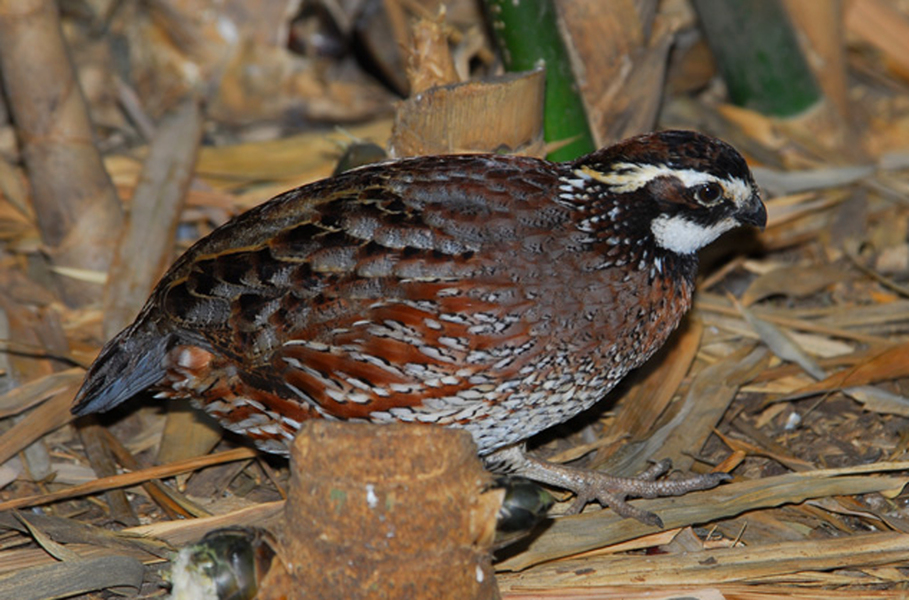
[557,458,730,527]
[485,446,730,528]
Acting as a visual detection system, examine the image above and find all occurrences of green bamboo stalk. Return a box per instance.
[484,0,595,161]
[692,0,822,117]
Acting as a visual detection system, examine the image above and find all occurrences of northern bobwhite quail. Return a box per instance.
[73,130,766,525]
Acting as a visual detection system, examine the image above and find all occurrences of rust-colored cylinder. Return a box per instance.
[281,421,501,599]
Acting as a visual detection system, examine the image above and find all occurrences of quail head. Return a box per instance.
[74,130,766,525]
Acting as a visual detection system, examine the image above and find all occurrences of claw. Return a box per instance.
[634,458,672,481]
[565,488,664,527]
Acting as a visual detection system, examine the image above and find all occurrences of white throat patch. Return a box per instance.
[651,214,738,255]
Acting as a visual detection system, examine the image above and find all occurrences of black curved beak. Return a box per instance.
[737,191,767,230]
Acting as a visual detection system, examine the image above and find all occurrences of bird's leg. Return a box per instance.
[484,445,730,528]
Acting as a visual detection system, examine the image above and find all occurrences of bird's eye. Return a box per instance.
[693,182,723,205]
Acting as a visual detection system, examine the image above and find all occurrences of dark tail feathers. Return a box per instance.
[72,330,171,416]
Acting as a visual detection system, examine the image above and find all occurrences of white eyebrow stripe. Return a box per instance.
[721,177,756,209]
[577,163,754,207]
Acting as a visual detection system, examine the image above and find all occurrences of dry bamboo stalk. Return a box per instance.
[0,555,144,599]
[78,421,138,525]
[0,386,76,466]
[499,531,909,589]
[0,0,123,307]
[127,500,284,547]
[0,368,83,418]
[0,447,256,511]
[406,13,460,94]
[697,295,893,346]
[784,1,849,117]
[555,0,672,145]
[846,0,909,78]
[101,427,211,519]
[390,70,546,158]
[102,97,203,339]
